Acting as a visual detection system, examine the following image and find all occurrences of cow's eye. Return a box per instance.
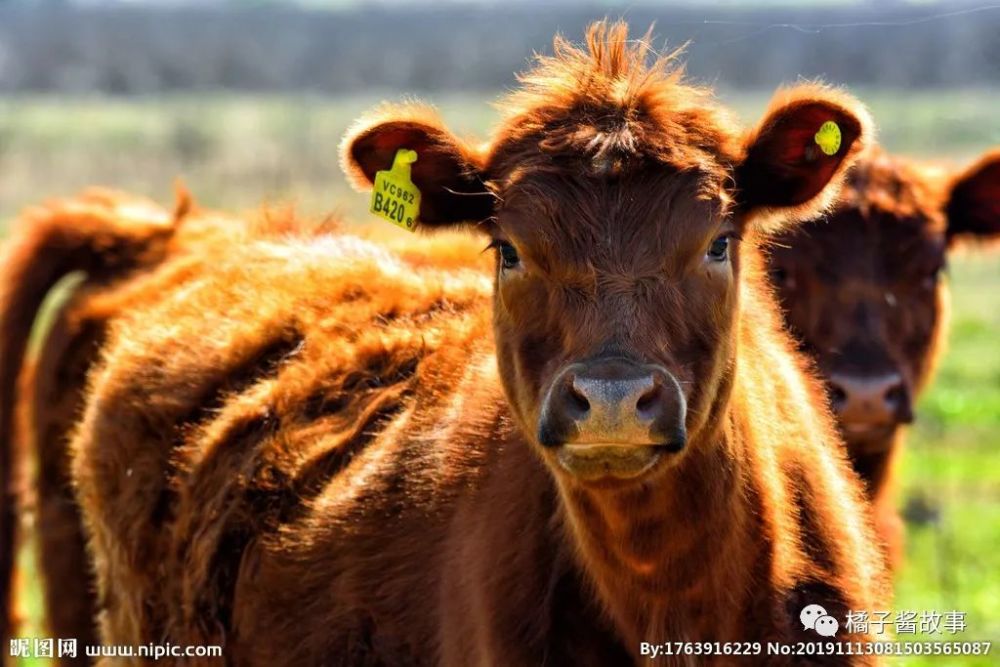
[922,262,945,289]
[497,240,521,270]
[706,235,730,262]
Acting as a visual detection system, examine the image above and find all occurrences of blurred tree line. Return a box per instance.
[0,2,997,93]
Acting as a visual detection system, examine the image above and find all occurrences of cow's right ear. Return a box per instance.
[341,104,495,229]
[734,84,871,233]
[946,148,1000,243]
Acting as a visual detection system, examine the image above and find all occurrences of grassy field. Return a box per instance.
[2,88,999,225]
[2,91,998,665]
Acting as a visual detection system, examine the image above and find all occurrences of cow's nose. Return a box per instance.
[538,359,686,450]
[828,372,913,430]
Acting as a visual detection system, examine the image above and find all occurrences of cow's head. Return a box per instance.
[343,22,870,485]
[768,148,1000,461]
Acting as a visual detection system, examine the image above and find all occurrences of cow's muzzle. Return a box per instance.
[537,358,686,481]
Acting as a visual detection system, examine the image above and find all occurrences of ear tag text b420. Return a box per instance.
[370,149,421,232]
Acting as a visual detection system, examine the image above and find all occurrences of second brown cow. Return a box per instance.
[767,147,1000,562]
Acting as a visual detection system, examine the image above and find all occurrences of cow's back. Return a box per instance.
[71,234,504,662]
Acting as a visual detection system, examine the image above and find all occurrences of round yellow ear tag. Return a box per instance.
[814,121,842,156]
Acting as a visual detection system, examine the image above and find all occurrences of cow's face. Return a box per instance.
[485,164,734,483]
[344,24,870,485]
[768,150,1000,457]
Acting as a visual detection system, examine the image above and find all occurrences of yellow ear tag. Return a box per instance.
[814,121,842,156]
[370,149,421,232]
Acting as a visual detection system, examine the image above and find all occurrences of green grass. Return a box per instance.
[888,253,1000,666]
[2,92,998,664]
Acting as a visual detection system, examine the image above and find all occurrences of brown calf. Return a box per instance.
[0,191,487,663]
[11,22,887,665]
[767,148,1000,562]
[0,189,328,661]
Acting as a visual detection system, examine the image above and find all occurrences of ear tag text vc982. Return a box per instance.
[370,149,421,232]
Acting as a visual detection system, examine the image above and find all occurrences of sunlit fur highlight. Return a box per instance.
[495,23,739,191]
[0,189,341,654]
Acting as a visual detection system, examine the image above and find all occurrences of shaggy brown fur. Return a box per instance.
[9,22,888,665]
[767,147,1000,564]
[0,189,488,664]
[0,190,345,662]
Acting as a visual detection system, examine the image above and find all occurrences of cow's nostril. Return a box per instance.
[566,383,591,417]
[884,383,905,408]
[636,385,661,418]
[884,383,914,423]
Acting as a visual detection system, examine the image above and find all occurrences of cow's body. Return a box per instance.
[2,22,891,666]
[0,190,299,658]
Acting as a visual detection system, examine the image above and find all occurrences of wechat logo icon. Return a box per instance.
[800,604,839,638]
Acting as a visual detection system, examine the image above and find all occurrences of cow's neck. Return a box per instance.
[554,417,760,652]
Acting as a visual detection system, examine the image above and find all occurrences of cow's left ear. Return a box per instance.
[735,84,871,231]
[946,148,1000,242]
